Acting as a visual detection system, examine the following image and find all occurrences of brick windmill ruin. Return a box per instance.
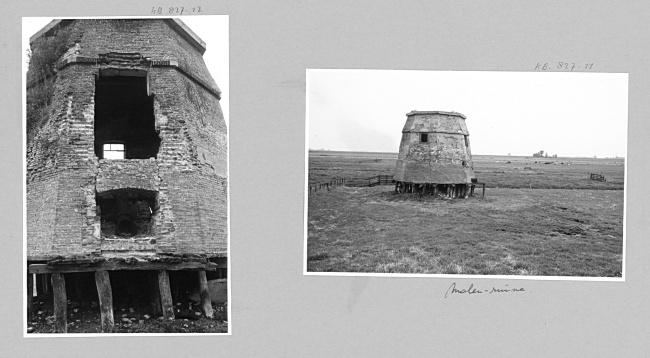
[26,19,227,332]
[394,111,479,198]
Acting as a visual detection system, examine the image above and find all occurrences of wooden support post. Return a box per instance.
[45,273,51,295]
[170,272,179,302]
[51,273,67,333]
[36,274,44,298]
[157,270,175,320]
[482,183,486,198]
[73,273,83,304]
[27,273,33,323]
[94,270,114,332]
[433,184,438,196]
[464,184,469,199]
[198,271,214,318]
[148,271,162,317]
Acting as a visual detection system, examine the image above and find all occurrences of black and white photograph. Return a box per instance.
[305,69,627,279]
[4,1,649,356]
[23,16,230,334]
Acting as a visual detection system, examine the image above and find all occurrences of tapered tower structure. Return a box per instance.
[26,19,227,331]
[394,111,476,198]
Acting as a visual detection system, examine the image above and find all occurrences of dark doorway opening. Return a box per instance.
[94,76,160,159]
[97,189,157,238]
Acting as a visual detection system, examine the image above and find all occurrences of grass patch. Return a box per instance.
[307,186,623,277]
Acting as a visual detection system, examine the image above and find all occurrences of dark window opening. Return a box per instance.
[420,133,428,143]
[97,189,157,238]
[464,135,469,148]
[94,76,160,159]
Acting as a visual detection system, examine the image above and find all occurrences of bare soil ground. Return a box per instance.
[28,294,228,334]
[307,151,624,276]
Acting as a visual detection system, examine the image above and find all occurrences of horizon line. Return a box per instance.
[308,149,625,159]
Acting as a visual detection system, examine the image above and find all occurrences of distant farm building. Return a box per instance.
[394,111,477,198]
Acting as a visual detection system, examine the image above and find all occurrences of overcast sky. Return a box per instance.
[22,16,229,126]
[307,69,628,158]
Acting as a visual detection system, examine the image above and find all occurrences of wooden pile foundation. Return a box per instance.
[27,257,226,332]
[394,181,485,198]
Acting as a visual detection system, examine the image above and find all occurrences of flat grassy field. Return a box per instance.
[307,151,625,277]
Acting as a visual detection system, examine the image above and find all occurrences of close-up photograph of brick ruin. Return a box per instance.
[25,18,229,334]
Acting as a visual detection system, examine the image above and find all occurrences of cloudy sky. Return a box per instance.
[307,69,628,158]
[22,16,229,125]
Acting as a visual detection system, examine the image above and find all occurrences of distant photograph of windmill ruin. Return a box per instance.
[24,17,229,334]
[305,69,627,279]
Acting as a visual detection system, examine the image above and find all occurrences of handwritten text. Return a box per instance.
[151,6,203,15]
[444,282,525,298]
[534,62,594,72]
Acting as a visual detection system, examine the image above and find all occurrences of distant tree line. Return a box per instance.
[532,150,557,158]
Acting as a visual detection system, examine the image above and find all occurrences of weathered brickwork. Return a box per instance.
[96,159,159,193]
[26,19,227,261]
[394,111,475,184]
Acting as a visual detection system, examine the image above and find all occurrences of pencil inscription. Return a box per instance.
[535,62,594,71]
[444,282,526,298]
[151,6,203,15]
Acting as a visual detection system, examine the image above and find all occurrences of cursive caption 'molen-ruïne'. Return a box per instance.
[444,282,525,298]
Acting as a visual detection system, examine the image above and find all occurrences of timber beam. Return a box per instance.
[28,260,221,274]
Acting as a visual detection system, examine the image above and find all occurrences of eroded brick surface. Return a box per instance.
[394,111,475,184]
[26,19,227,261]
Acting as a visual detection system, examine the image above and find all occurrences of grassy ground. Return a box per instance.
[307,152,625,277]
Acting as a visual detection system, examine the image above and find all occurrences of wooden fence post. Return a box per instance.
[94,270,114,332]
[51,273,67,333]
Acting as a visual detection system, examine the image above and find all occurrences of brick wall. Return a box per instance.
[26,19,228,260]
[394,112,475,184]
